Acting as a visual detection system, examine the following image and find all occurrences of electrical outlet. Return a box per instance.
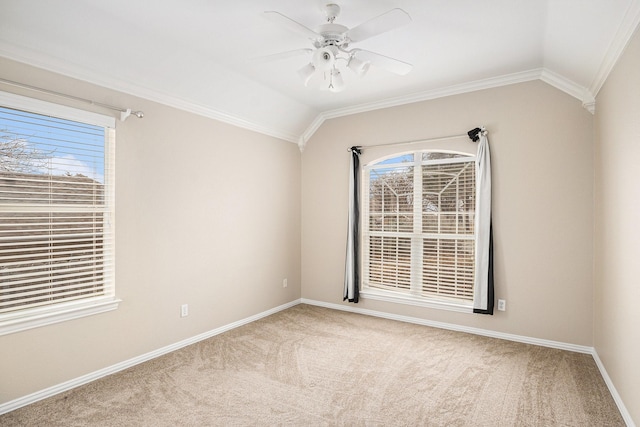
[181,304,189,317]
[497,299,506,311]
[282,278,288,288]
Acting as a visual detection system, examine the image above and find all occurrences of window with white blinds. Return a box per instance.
[363,151,476,305]
[0,92,117,335]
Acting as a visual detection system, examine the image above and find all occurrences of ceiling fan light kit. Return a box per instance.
[347,56,370,77]
[297,63,316,86]
[313,46,337,71]
[262,3,412,92]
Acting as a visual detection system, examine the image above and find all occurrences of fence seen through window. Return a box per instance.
[0,104,114,318]
[364,151,476,302]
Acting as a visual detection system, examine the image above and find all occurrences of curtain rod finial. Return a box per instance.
[467,127,482,142]
[120,109,144,121]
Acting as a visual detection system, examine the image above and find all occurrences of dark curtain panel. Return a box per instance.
[344,146,361,303]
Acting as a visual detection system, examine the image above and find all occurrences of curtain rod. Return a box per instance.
[0,77,144,121]
[348,128,485,151]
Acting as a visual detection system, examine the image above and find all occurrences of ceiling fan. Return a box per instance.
[261,3,413,92]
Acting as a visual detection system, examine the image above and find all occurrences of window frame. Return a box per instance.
[0,91,119,336]
[360,149,477,313]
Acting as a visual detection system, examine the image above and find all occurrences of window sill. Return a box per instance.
[360,288,473,313]
[0,297,121,336]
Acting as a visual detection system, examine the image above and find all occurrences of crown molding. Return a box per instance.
[539,68,596,113]
[589,0,640,97]
[331,69,543,119]
[539,68,589,101]
[298,69,544,150]
[297,115,325,151]
[0,44,300,144]
[135,92,300,143]
[7,23,636,151]
[299,68,602,150]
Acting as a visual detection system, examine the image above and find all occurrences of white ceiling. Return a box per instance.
[1,0,639,147]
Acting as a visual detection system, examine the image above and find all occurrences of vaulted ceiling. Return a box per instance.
[1,0,639,149]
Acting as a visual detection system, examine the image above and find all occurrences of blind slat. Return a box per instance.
[0,275,114,298]
[0,244,113,258]
[0,250,111,267]
[0,101,115,317]
[0,290,109,313]
[1,259,113,279]
[0,266,110,287]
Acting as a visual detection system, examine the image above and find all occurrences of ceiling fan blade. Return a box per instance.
[251,49,313,63]
[347,8,411,43]
[263,11,320,41]
[353,49,413,75]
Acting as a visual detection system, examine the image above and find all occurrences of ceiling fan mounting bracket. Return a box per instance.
[324,3,341,23]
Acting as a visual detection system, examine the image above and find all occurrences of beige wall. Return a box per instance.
[594,28,640,424]
[302,81,595,346]
[0,58,302,404]
[4,43,637,418]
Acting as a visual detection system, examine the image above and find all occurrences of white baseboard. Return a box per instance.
[301,298,635,426]
[0,299,302,416]
[592,351,636,427]
[3,297,634,427]
[301,298,593,353]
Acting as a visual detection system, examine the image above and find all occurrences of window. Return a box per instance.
[0,92,118,335]
[362,150,476,310]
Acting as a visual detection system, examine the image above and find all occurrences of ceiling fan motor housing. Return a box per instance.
[315,23,349,48]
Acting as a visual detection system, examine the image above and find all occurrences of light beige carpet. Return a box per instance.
[1,304,625,426]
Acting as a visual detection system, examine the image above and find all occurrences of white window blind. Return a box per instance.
[0,92,116,333]
[363,151,476,303]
